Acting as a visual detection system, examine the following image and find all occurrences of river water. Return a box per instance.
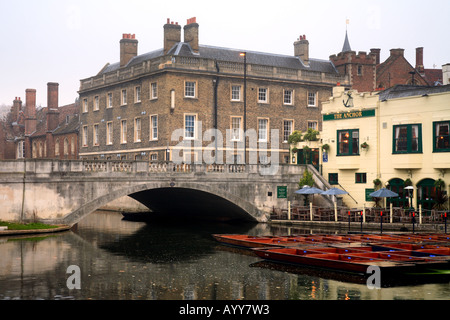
[1,210,449,301]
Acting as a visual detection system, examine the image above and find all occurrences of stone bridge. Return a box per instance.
[0,160,331,226]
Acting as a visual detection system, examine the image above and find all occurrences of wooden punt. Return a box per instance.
[212,234,308,248]
[251,247,420,274]
[212,234,362,248]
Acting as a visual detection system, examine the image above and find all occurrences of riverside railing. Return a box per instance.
[271,204,449,228]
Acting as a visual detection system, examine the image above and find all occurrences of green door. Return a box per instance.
[297,148,320,171]
[387,178,409,208]
[417,179,437,211]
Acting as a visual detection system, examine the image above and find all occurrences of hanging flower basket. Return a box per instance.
[361,142,369,149]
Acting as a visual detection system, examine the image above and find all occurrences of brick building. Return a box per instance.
[0,83,80,160]
[78,18,347,164]
[330,31,442,92]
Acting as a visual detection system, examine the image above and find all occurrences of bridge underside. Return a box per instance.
[129,188,257,223]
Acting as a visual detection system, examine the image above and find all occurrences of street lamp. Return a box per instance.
[240,52,247,164]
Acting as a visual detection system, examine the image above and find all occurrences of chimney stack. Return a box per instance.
[47,82,59,109]
[164,18,181,54]
[184,17,199,53]
[120,33,138,67]
[11,97,22,122]
[294,35,309,66]
[25,89,37,135]
[416,47,424,74]
[390,48,405,57]
[46,83,60,132]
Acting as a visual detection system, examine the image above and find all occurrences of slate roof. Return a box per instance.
[98,42,339,75]
[378,84,450,101]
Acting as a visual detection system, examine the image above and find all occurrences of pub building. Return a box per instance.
[309,84,450,211]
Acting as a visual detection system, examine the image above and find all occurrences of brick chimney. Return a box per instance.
[184,17,199,53]
[390,48,405,57]
[25,89,37,135]
[46,82,60,132]
[416,47,424,74]
[164,18,181,54]
[120,33,138,67]
[294,35,309,66]
[11,97,22,122]
[370,48,381,65]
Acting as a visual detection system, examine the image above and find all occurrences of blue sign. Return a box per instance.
[323,152,328,163]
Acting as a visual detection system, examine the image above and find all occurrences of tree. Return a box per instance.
[299,169,314,188]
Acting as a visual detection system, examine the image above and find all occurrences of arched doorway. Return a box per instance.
[387,178,409,208]
[417,179,437,211]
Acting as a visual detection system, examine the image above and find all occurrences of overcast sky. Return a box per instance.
[1,0,449,107]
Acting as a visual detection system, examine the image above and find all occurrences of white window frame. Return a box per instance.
[283,120,294,143]
[120,120,127,144]
[231,85,241,101]
[308,121,318,130]
[258,118,269,142]
[106,122,113,145]
[82,125,88,147]
[184,114,197,140]
[258,88,268,103]
[121,89,127,106]
[17,141,25,159]
[82,98,88,113]
[231,116,242,141]
[185,81,196,98]
[150,115,158,141]
[107,92,113,108]
[283,89,294,105]
[135,86,141,103]
[308,91,317,107]
[93,124,99,146]
[134,118,141,142]
[151,82,158,100]
[94,96,99,111]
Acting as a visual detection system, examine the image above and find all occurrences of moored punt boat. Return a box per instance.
[212,234,307,248]
[251,247,421,274]
[212,234,363,248]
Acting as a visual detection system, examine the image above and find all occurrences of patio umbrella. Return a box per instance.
[321,188,348,222]
[369,188,399,198]
[295,186,323,194]
[295,186,323,209]
[321,188,348,196]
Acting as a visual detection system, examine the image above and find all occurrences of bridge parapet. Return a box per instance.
[0,160,301,177]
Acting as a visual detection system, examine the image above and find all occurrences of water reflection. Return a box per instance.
[0,210,450,300]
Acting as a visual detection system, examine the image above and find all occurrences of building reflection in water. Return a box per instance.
[1,211,450,300]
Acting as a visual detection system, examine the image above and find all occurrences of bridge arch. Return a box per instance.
[62,181,263,226]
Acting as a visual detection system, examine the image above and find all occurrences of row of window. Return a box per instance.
[83,115,159,147]
[329,173,367,185]
[28,137,76,158]
[336,121,450,156]
[81,115,319,147]
[81,82,319,112]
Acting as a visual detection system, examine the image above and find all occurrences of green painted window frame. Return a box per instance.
[337,129,359,156]
[433,121,450,153]
[355,173,367,184]
[392,124,422,154]
[329,173,339,185]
